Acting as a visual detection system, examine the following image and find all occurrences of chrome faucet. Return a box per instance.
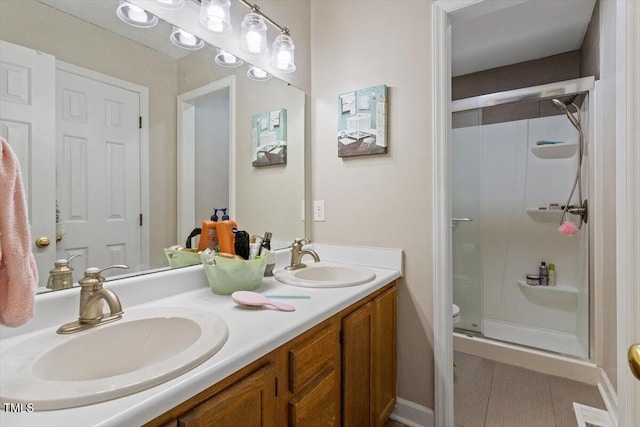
[57,265,128,334]
[285,238,320,271]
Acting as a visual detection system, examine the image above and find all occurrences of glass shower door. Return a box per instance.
[451,109,483,333]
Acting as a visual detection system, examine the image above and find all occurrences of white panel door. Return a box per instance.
[56,70,140,279]
[0,40,56,286]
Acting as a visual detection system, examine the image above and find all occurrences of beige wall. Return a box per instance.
[0,0,178,269]
[311,0,434,407]
[177,50,306,243]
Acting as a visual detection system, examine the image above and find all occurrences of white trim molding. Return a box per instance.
[616,0,640,425]
[432,1,454,425]
[390,398,434,427]
[598,368,618,426]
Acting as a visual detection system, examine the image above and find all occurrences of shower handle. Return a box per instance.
[452,218,472,229]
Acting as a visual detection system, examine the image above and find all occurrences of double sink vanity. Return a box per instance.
[0,244,401,426]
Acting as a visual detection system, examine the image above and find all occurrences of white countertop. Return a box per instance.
[0,245,401,427]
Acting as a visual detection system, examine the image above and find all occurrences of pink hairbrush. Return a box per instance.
[231,291,295,312]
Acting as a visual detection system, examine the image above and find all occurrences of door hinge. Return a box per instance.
[274,377,278,397]
[139,213,143,226]
[139,116,142,129]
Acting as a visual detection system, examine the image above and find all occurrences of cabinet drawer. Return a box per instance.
[288,367,339,427]
[288,323,339,394]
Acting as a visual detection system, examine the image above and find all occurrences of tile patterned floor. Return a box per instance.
[454,352,607,427]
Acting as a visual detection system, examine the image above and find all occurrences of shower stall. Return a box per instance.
[451,77,593,359]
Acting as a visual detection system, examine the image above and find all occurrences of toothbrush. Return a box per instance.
[266,295,311,300]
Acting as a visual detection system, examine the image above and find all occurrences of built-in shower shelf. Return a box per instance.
[526,208,564,223]
[517,280,579,307]
[531,143,578,159]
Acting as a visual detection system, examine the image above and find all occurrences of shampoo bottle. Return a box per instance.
[539,261,549,286]
[197,212,220,253]
[216,208,238,255]
[548,263,556,286]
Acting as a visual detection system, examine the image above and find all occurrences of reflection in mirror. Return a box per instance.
[0,0,305,293]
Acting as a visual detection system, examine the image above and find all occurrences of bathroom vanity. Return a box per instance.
[146,282,397,427]
[0,245,402,427]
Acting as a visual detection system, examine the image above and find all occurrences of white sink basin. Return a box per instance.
[275,262,376,288]
[0,307,228,410]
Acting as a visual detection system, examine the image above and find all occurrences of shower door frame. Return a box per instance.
[431,0,640,425]
[450,77,595,352]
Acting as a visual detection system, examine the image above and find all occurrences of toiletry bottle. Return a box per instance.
[216,208,238,255]
[548,263,556,286]
[539,261,549,286]
[261,232,275,276]
[197,211,219,253]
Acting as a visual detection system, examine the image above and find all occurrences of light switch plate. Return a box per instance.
[313,200,325,222]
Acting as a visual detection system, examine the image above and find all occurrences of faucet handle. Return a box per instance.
[291,238,310,248]
[79,265,129,287]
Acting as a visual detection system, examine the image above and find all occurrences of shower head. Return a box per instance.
[551,98,581,131]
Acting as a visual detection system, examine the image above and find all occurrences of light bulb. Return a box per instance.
[206,5,224,23]
[222,52,235,63]
[246,30,262,54]
[253,68,267,78]
[178,30,196,46]
[276,51,291,70]
[127,4,147,23]
[200,0,231,34]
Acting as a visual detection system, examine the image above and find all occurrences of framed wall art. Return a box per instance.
[337,84,387,157]
[252,108,287,167]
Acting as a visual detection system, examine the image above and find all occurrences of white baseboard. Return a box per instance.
[389,398,434,427]
[597,369,618,426]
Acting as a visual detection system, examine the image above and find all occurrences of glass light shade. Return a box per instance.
[170,26,205,50]
[199,0,231,34]
[116,0,158,28]
[153,0,184,9]
[271,34,296,72]
[214,48,244,67]
[247,66,272,81]
[240,13,268,56]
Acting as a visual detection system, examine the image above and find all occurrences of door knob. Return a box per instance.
[630,344,640,380]
[35,237,51,248]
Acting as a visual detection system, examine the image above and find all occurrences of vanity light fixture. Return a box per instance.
[199,0,232,34]
[271,33,295,72]
[154,0,185,9]
[116,0,158,28]
[170,26,205,50]
[215,48,244,67]
[247,66,271,81]
[240,12,268,55]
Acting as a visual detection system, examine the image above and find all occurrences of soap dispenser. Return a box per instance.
[47,254,81,290]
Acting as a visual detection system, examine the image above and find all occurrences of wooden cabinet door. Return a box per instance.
[342,302,373,427]
[179,364,276,427]
[372,287,397,426]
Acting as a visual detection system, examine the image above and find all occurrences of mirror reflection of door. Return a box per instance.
[0,40,56,284]
[55,65,143,280]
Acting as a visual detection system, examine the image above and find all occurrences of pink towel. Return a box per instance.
[0,137,38,327]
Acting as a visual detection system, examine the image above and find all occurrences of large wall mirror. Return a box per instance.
[0,0,306,292]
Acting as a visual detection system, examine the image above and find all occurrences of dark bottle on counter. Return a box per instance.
[539,261,549,286]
